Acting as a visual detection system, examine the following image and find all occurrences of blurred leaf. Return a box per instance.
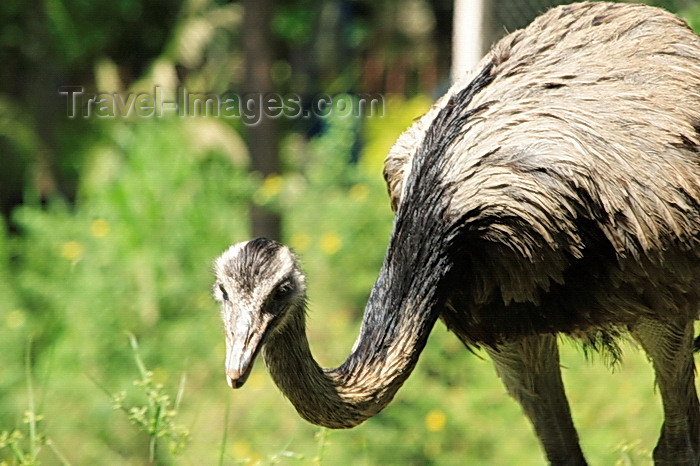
[273,3,317,44]
[681,2,700,33]
[360,94,432,175]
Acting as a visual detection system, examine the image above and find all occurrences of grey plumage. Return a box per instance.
[214,3,700,465]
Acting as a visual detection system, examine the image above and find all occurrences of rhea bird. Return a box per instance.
[213,2,700,465]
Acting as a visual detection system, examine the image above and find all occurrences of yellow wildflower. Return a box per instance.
[425,409,446,432]
[90,219,110,237]
[60,241,84,261]
[320,232,341,255]
[349,183,369,202]
[260,174,283,198]
[232,441,256,462]
[6,310,25,329]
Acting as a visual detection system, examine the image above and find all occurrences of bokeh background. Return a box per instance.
[1,0,700,464]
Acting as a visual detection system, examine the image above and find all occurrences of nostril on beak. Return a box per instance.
[226,373,244,389]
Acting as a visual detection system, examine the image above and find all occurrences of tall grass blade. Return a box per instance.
[218,395,231,466]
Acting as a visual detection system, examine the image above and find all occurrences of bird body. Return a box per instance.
[215,3,700,465]
[386,1,700,349]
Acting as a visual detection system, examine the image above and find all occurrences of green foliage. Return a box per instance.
[42,0,182,66]
[0,343,71,466]
[681,1,700,33]
[273,1,318,45]
[281,113,395,310]
[0,408,71,466]
[1,115,253,463]
[106,335,189,462]
[276,96,433,312]
[9,117,252,373]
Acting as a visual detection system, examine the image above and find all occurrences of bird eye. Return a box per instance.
[218,284,229,301]
[274,280,294,299]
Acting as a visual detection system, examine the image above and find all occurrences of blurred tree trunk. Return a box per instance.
[25,0,63,201]
[242,0,282,241]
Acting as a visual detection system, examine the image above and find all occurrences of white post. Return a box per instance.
[452,0,484,83]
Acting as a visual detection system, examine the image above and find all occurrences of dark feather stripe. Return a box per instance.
[342,63,498,377]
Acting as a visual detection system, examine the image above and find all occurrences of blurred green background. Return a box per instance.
[1,0,699,464]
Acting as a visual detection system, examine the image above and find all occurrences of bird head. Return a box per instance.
[213,238,306,389]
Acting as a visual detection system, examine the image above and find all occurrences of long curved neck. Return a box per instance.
[261,137,458,429]
[262,250,447,428]
[261,61,493,428]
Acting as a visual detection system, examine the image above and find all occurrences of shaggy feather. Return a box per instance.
[386,1,700,356]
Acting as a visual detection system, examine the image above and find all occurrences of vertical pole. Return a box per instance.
[452,0,484,83]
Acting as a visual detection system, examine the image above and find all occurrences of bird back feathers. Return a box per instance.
[384,2,700,350]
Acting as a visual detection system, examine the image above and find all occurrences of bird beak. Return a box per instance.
[224,307,272,389]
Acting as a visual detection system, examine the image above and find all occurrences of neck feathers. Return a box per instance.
[263,254,445,428]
